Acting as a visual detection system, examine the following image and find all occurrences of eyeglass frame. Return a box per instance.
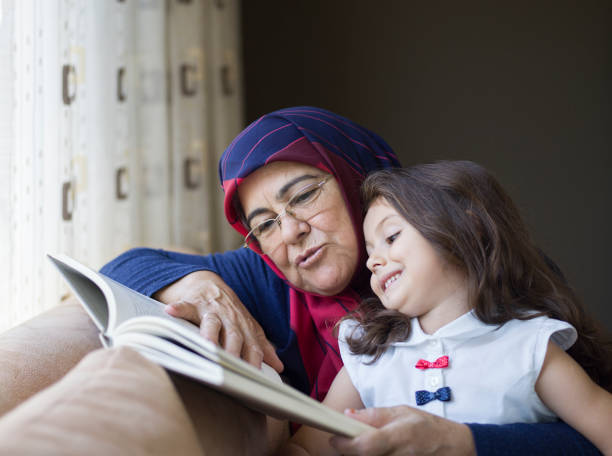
[242,175,332,253]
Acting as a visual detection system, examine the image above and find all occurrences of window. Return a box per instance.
[1,0,242,332]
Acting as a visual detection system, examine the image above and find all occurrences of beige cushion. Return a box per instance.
[0,346,205,456]
[0,301,101,417]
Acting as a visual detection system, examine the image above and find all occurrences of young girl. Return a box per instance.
[280,161,612,456]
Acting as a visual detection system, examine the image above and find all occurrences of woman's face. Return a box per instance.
[237,161,360,296]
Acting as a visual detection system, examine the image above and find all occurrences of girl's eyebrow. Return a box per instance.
[375,214,396,232]
[364,214,396,250]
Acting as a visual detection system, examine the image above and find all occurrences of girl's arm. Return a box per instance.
[278,367,365,456]
[536,341,612,455]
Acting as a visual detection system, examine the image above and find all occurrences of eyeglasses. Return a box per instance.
[243,175,331,254]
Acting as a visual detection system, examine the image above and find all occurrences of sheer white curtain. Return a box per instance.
[1,0,243,333]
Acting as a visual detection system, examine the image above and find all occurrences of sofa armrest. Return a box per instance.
[0,300,101,416]
[0,347,205,455]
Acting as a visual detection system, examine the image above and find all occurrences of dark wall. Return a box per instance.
[241,1,612,332]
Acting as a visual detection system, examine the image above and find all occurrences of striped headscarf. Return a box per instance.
[219,106,401,400]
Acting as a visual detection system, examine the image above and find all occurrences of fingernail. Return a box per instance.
[345,408,356,414]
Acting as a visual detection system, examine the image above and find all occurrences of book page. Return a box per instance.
[47,254,109,333]
[48,253,196,336]
[100,276,199,334]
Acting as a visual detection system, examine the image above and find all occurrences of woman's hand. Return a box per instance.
[329,406,476,456]
[154,270,284,373]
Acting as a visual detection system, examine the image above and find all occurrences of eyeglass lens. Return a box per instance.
[244,177,328,252]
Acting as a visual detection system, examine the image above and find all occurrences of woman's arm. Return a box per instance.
[468,421,601,455]
[100,248,285,371]
[100,247,214,297]
[100,247,281,303]
[536,341,612,454]
[329,409,602,455]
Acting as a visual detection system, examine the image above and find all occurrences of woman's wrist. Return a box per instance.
[440,420,476,456]
[153,270,218,303]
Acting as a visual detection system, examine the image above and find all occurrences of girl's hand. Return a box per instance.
[329,406,475,456]
[155,270,284,373]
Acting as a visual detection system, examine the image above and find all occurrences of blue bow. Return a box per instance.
[415,387,451,405]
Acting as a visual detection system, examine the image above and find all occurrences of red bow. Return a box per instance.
[415,355,449,370]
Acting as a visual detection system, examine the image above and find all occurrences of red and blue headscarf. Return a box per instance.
[219,106,401,400]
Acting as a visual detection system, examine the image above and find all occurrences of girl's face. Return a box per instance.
[363,197,468,333]
[238,161,359,296]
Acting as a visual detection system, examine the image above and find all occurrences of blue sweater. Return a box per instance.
[101,247,600,455]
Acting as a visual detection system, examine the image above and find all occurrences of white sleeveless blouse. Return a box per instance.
[338,311,576,424]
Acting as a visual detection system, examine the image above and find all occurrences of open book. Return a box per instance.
[48,253,373,438]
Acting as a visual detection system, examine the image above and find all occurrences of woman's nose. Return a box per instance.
[278,213,310,243]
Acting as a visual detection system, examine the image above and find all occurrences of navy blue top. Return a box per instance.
[100,248,600,455]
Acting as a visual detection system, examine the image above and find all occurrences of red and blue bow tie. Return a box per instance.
[415,355,449,370]
[415,387,452,405]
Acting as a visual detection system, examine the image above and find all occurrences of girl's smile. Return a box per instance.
[380,270,402,292]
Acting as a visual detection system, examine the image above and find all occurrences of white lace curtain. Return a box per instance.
[0,0,243,333]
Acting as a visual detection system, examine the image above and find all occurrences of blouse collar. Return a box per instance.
[394,311,498,346]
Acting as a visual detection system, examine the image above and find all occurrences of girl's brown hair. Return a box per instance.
[345,161,612,391]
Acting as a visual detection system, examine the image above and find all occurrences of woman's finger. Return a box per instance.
[239,317,283,372]
[164,301,200,324]
[329,432,389,456]
[242,342,265,368]
[255,331,284,372]
[200,312,223,344]
[222,322,244,359]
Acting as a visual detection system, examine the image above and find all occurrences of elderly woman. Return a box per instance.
[100,107,598,455]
